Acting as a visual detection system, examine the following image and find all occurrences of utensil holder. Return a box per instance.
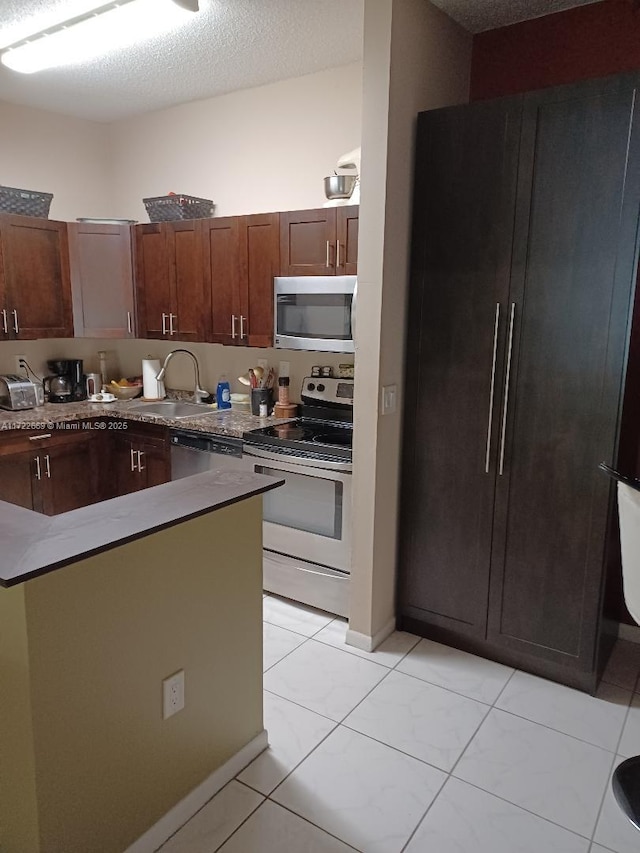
[251,388,273,416]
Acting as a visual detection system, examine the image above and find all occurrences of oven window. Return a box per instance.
[276,294,353,340]
[257,466,343,539]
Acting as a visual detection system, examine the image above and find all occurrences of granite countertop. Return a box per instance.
[0,400,287,438]
[0,469,284,588]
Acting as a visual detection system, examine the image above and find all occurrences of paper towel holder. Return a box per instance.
[142,356,167,401]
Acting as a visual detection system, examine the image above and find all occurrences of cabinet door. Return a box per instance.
[488,75,640,670]
[0,234,8,341]
[0,215,73,339]
[135,224,171,339]
[139,439,170,488]
[241,213,280,348]
[167,220,210,342]
[336,206,358,276]
[203,217,241,345]
[280,209,336,276]
[69,223,135,338]
[112,435,141,496]
[42,434,101,515]
[0,449,38,510]
[398,99,522,638]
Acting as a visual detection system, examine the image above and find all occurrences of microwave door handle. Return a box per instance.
[350,280,358,346]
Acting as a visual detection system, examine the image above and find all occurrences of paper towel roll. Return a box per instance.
[142,358,166,401]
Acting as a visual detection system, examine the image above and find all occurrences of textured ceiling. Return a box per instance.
[0,0,365,122]
[0,0,607,122]
[431,0,603,33]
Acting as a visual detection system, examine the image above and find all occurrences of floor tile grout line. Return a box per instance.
[209,781,266,853]
[262,687,339,724]
[399,773,449,853]
[262,633,312,674]
[587,679,636,845]
[262,796,364,852]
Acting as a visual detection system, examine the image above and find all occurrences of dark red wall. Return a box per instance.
[471,0,640,100]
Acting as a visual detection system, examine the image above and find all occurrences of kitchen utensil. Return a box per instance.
[324,174,357,200]
[249,368,257,388]
[253,365,265,384]
[238,374,251,386]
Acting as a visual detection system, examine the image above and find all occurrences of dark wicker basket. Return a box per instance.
[0,185,53,218]
[143,194,215,222]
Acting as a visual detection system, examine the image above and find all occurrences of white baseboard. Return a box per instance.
[125,729,268,853]
[346,617,396,652]
[618,623,640,644]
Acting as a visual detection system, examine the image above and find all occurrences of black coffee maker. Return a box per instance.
[44,359,87,404]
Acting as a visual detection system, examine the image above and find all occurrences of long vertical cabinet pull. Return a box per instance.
[12,310,19,334]
[137,451,145,472]
[127,311,132,335]
[499,303,516,476]
[231,315,237,340]
[44,455,51,479]
[240,315,246,340]
[326,241,331,269]
[130,448,138,472]
[1,309,7,334]
[485,303,501,473]
[161,313,168,335]
[34,457,41,481]
[169,314,176,336]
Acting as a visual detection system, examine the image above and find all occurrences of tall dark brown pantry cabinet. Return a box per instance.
[398,73,640,693]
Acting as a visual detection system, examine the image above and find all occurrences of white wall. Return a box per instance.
[349,0,471,643]
[0,101,114,222]
[109,63,363,220]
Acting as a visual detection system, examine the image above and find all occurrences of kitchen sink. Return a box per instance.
[127,401,219,420]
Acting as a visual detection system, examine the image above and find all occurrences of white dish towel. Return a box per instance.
[618,481,640,625]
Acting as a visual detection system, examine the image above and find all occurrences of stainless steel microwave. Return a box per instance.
[274,276,357,353]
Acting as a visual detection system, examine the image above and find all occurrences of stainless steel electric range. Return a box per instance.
[242,376,353,617]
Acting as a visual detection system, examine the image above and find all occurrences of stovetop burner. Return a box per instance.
[243,417,353,461]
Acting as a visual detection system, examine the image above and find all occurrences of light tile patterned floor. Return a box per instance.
[159,597,640,853]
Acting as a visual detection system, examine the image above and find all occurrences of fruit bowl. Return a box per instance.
[108,382,143,400]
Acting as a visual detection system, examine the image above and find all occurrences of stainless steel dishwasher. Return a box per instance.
[169,429,248,480]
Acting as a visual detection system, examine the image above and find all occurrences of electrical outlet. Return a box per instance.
[257,358,268,371]
[162,670,185,719]
[14,355,27,376]
[381,384,398,415]
[278,361,290,378]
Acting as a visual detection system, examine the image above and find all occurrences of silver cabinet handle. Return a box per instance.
[485,303,501,474]
[161,313,167,335]
[240,315,246,339]
[34,456,41,480]
[130,448,137,472]
[336,240,341,269]
[12,309,19,334]
[231,314,237,339]
[127,311,132,335]
[499,303,516,476]
[1,309,7,334]
[29,433,52,441]
[44,454,51,479]
[169,314,176,336]
[137,450,145,472]
[326,240,331,268]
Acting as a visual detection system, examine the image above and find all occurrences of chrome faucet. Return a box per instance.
[156,349,207,403]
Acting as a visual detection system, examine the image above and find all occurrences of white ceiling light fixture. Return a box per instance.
[0,0,200,75]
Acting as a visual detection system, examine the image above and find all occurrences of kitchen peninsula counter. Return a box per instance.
[0,467,282,587]
[0,466,282,853]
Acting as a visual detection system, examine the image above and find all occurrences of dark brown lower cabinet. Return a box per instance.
[0,428,102,515]
[399,72,640,693]
[111,424,170,496]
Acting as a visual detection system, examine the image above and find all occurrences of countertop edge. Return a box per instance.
[0,472,284,588]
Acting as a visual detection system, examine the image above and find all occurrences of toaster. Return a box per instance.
[0,375,42,411]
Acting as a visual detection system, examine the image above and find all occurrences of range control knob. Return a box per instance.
[307,383,315,391]
[317,383,325,392]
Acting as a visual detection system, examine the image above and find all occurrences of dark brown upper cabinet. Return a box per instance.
[203,213,280,348]
[134,221,210,342]
[280,206,358,276]
[68,222,135,339]
[0,215,73,339]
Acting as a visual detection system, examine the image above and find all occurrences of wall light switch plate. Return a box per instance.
[162,670,185,719]
[278,361,290,378]
[381,384,398,415]
[257,359,268,371]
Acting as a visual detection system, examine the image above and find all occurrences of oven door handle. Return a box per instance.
[243,444,353,473]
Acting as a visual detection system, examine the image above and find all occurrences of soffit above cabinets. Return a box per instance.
[0,0,364,122]
[431,0,603,33]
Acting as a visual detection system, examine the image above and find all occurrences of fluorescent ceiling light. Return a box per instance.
[1,0,199,75]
